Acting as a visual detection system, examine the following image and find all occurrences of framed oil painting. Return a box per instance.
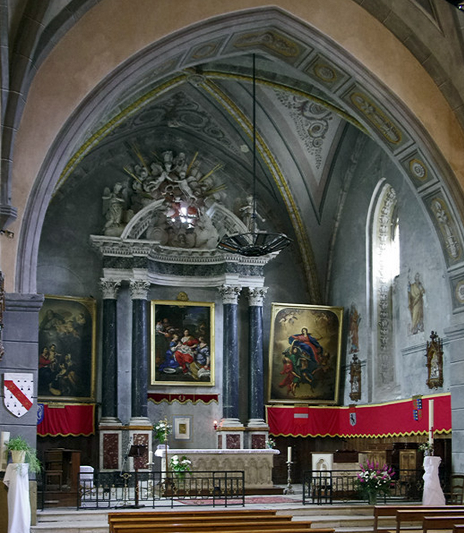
[151,300,215,386]
[267,303,343,405]
[38,295,96,402]
[173,415,192,440]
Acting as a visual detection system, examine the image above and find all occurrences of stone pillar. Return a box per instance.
[445,323,464,472]
[129,280,151,426]
[99,279,121,424]
[217,284,244,449]
[99,279,122,471]
[246,287,269,449]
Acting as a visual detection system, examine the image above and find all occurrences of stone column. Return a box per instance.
[129,280,151,427]
[247,288,268,423]
[445,323,464,472]
[246,287,269,448]
[99,279,123,471]
[217,284,243,449]
[99,279,121,424]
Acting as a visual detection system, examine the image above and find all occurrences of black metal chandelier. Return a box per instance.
[217,55,291,257]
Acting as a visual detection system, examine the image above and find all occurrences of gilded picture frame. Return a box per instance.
[173,415,192,440]
[38,295,97,402]
[267,303,343,405]
[151,300,215,386]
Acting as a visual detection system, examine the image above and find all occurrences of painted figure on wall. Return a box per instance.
[408,272,425,334]
[349,304,361,353]
[38,297,95,400]
[151,301,214,385]
[269,304,343,405]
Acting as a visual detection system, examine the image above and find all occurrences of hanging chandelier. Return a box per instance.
[217,55,291,257]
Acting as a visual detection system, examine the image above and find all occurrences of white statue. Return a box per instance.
[102,182,127,236]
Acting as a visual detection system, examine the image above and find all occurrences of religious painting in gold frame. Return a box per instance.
[151,300,215,386]
[426,331,443,389]
[38,295,97,402]
[267,303,343,405]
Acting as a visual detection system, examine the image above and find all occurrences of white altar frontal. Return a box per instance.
[154,448,279,490]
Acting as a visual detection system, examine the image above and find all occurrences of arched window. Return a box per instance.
[368,181,400,398]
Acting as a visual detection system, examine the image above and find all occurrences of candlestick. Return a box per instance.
[429,399,434,446]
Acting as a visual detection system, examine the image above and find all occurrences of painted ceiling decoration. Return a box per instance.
[16,6,464,307]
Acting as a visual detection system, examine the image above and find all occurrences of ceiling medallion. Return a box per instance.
[217,55,291,257]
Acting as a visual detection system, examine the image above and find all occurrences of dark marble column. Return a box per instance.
[129,280,151,425]
[247,287,268,426]
[218,284,242,425]
[100,279,121,424]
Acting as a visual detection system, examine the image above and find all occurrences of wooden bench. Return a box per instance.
[110,517,306,532]
[108,511,298,533]
[423,515,464,532]
[108,510,279,532]
[373,505,464,533]
[110,521,335,533]
[107,510,334,533]
[395,509,464,533]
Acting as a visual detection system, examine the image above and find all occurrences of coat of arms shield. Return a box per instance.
[4,373,34,417]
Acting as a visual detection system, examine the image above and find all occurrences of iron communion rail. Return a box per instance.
[39,470,245,509]
[303,468,427,505]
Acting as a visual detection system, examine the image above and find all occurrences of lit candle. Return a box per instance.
[429,399,434,446]
[287,446,292,462]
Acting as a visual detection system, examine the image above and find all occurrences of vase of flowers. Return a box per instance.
[169,454,191,481]
[419,442,434,456]
[153,419,172,445]
[266,437,275,449]
[356,460,394,504]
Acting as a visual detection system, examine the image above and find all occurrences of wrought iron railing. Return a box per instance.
[302,468,426,505]
[38,470,245,509]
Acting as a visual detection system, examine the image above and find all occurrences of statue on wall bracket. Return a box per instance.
[349,353,361,402]
[425,331,443,389]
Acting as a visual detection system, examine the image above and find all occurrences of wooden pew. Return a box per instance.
[109,517,304,532]
[453,524,464,532]
[107,509,334,533]
[108,510,279,532]
[373,505,464,533]
[423,515,464,532]
[111,528,334,533]
[108,511,297,533]
[395,509,464,533]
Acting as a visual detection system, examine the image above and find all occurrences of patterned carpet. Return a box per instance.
[179,495,296,505]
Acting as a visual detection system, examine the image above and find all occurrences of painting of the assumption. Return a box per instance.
[268,303,343,405]
[38,296,96,401]
[151,300,215,386]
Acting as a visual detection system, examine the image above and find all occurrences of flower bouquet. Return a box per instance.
[170,454,192,481]
[356,460,395,504]
[153,419,172,444]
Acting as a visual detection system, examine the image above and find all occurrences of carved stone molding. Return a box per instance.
[99,278,121,299]
[247,287,268,306]
[218,284,242,304]
[129,280,151,300]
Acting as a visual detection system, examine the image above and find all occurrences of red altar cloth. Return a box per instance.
[37,403,95,437]
[266,394,451,438]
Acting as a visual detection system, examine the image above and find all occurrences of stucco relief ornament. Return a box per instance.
[102,148,225,250]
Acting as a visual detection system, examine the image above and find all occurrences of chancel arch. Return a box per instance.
[3,0,464,498]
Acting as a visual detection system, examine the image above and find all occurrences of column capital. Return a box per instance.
[218,284,242,304]
[247,287,268,306]
[129,280,150,300]
[100,278,121,299]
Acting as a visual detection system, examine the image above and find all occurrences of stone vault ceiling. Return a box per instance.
[5,1,464,301]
